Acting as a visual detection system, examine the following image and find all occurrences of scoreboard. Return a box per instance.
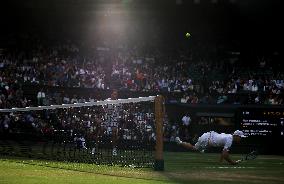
[240,108,284,137]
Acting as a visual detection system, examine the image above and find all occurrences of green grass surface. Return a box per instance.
[0,152,284,184]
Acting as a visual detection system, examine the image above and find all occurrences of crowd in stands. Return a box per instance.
[0,35,283,109]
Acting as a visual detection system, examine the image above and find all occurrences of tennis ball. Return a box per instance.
[185,32,191,38]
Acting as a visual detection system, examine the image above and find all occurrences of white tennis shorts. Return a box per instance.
[194,132,211,151]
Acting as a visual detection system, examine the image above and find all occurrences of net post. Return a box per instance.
[154,95,164,171]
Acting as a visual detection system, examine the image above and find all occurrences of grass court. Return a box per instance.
[0,152,284,184]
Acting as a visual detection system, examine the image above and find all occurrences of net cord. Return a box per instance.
[0,96,156,112]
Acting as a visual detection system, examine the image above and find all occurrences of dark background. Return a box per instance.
[0,0,282,64]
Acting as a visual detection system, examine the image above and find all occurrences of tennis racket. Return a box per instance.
[240,150,258,162]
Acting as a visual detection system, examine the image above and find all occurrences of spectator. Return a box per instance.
[180,113,192,141]
[37,88,46,106]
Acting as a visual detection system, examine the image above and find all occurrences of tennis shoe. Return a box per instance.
[175,137,182,144]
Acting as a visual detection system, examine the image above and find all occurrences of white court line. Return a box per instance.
[205,166,257,169]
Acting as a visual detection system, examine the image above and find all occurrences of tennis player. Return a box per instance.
[104,89,121,156]
[175,130,246,165]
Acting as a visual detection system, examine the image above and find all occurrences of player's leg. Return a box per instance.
[175,137,197,151]
[91,126,102,155]
[92,119,103,154]
[111,126,118,156]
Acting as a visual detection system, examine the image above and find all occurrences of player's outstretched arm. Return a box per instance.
[220,150,238,165]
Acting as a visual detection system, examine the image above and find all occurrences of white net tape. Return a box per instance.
[0,96,156,112]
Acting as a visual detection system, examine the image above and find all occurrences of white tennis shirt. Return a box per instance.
[195,131,233,151]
